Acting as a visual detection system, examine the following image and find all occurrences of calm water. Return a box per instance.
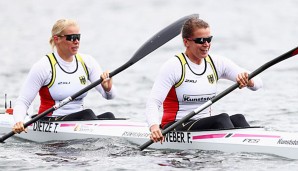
[0,0,298,170]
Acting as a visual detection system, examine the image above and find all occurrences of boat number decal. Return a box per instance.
[32,121,59,133]
[243,139,260,143]
[164,132,192,143]
[122,131,150,138]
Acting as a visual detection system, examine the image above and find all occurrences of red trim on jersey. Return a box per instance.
[38,86,55,116]
[161,86,179,128]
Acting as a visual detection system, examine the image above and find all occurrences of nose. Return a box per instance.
[202,40,211,46]
[73,39,80,44]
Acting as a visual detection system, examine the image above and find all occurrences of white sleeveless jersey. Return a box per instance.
[161,53,217,126]
[145,53,263,128]
[39,53,89,116]
[13,52,116,123]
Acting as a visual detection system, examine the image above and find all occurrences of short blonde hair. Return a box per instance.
[49,19,79,50]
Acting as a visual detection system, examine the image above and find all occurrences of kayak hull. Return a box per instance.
[1,114,298,159]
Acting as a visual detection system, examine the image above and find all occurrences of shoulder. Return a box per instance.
[77,53,96,63]
[76,53,103,77]
[77,53,100,68]
[31,55,52,71]
[156,55,183,83]
[208,53,228,63]
[160,55,182,72]
[25,55,52,83]
[164,55,184,67]
[208,53,236,68]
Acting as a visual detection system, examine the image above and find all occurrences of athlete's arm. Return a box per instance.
[212,55,263,90]
[83,54,116,99]
[13,57,51,122]
[145,57,182,128]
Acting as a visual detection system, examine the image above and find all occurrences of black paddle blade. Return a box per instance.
[110,14,199,78]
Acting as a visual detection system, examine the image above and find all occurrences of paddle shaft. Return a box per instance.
[0,14,198,143]
[139,46,298,151]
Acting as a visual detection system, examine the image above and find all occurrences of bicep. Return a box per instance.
[215,56,244,82]
[149,59,181,106]
[17,63,49,107]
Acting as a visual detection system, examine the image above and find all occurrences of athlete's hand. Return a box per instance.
[237,72,254,89]
[150,124,164,144]
[12,121,27,134]
[100,71,112,92]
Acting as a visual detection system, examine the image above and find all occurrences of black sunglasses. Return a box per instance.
[187,36,213,44]
[58,34,81,41]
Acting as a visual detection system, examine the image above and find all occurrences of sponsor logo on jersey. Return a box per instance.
[58,81,70,85]
[185,79,197,83]
[183,94,215,102]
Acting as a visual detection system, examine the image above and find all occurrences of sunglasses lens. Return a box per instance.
[193,36,212,44]
[65,34,80,41]
[194,38,204,44]
[206,36,212,43]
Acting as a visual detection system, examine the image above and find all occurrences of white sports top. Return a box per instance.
[145,53,263,128]
[13,52,116,122]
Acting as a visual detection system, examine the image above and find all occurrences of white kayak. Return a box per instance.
[1,113,298,159]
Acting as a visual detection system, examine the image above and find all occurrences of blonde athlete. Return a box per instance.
[13,19,116,133]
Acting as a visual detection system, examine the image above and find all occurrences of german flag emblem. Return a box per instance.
[79,76,86,85]
[207,74,215,84]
